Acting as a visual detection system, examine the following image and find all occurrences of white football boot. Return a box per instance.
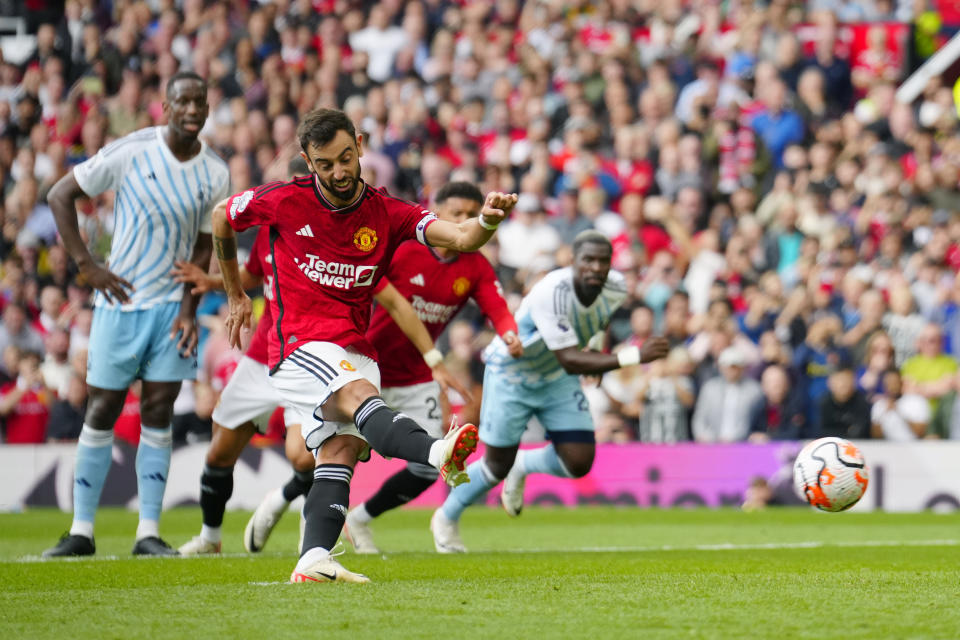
[430,509,466,553]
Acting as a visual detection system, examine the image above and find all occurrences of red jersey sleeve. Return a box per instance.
[470,257,517,337]
[373,276,390,295]
[383,194,438,246]
[226,182,281,232]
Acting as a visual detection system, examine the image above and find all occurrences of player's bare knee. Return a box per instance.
[557,443,595,478]
[333,379,380,418]
[291,447,315,473]
[316,434,364,466]
[140,381,182,427]
[205,423,252,467]
[84,387,127,429]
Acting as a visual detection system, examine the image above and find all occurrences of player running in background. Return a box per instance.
[212,108,516,583]
[173,224,470,555]
[245,181,523,555]
[43,71,230,557]
[431,230,669,553]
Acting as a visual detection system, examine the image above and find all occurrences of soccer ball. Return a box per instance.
[792,437,869,512]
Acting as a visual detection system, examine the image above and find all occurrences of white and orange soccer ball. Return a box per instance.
[793,437,869,512]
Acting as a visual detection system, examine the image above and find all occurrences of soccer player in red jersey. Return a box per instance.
[174,223,471,556]
[211,108,517,583]
[247,182,524,555]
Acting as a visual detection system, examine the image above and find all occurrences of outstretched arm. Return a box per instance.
[424,192,518,253]
[374,281,473,403]
[552,337,671,376]
[170,232,212,356]
[48,171,133,304]
[211,198,252,348]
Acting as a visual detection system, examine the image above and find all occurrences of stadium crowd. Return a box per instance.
[0,0,959,446]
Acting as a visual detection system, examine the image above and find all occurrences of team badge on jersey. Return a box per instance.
[339,359,356,371]
[353,226,378,252]
[452,277,470,296]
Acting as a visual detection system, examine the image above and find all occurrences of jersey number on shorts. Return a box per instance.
[425,396,441,420]
[573,390,588,412]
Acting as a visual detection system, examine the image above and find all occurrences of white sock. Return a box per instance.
[351,503,372,525]
[69,520,94,539]
[264,487,290,515]
[294,546,329,574]
[427,439,446,469]
[136,519,159,541]
[201,525,221,544]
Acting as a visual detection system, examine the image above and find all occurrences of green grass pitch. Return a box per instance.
[2,506,959,639]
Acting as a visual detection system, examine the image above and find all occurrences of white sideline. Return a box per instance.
[7,539,960,563]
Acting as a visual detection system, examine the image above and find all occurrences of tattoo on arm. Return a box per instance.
[214,236,237,261]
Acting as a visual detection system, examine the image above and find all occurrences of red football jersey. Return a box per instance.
[226,177,436,367]
[368,241,517,387]
[243,227,273,366]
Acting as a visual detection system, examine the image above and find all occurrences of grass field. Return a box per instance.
[2,506,959,639]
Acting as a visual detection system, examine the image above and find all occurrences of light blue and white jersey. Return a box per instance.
[74,126,230,310]
[484,267,627,387]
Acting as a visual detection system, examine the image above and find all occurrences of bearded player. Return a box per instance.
[212,108,517,583]
[244,181,523,554]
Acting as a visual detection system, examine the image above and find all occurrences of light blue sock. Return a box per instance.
[136,425,173,532]
[441,459,499,521]
[70,425,114,537]
[516,444,573,478]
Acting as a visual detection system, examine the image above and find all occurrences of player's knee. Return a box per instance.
[84,393,125,429]
[334,379,380,418]
[290,447,315,473]
[317,434,364,466]
[483,457,513,482]
[564,459,593,478]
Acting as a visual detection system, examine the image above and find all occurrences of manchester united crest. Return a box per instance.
[353,226,378,252]
[452,277,470,296]
[339,359,356,371]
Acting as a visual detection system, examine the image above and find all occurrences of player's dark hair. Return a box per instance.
[435,182,484,206]
[572,229,611,256]
[297,108,357,151]
[166,71,206,99]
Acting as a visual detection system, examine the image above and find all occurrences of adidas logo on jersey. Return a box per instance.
[296,224,315,237]
[409,273,425,286]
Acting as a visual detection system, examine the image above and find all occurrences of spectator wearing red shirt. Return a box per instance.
[0,350,51,443]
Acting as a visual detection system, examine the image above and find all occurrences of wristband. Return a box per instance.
[616,345,641,368]
[477,216,500,230]
[423,348,444,368]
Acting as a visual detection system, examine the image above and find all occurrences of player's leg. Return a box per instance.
[291,433,370,584]
[243,414,312,553]
[178,355,283,554]
[283,343,477,485]
[346,382,443,554]
[433,369,530,552]
[127,302,205,556]
[44,306,140,557]
[501,378,595,516]
[133,379,182,556]
[178,419,256,554]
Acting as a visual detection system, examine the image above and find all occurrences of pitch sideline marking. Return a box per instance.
[7,539,960,563]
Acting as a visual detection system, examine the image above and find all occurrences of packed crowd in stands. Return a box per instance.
[0,0,959,446]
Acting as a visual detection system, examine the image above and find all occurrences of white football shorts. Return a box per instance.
[269,341,380,453]
[211,355,296,434]
[381,380,444,438]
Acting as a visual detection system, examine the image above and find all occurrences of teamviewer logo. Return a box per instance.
[354,265,377,287]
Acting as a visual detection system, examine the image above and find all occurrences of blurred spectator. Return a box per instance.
[0,350,51,443]
[857,330,896,401]
[635,347,695,443]
[749,364,808,441]
[40,327,71,397]
[692,346,763,443]
[871,370,929,440]
[0,303,45,370]
[901,323,958,412]
[46,371,87,441]
[819,366,872,439]
[793,314,850,429]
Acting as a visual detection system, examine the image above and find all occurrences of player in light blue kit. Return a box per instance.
[43,71,230,557]
[431,230,669,552]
